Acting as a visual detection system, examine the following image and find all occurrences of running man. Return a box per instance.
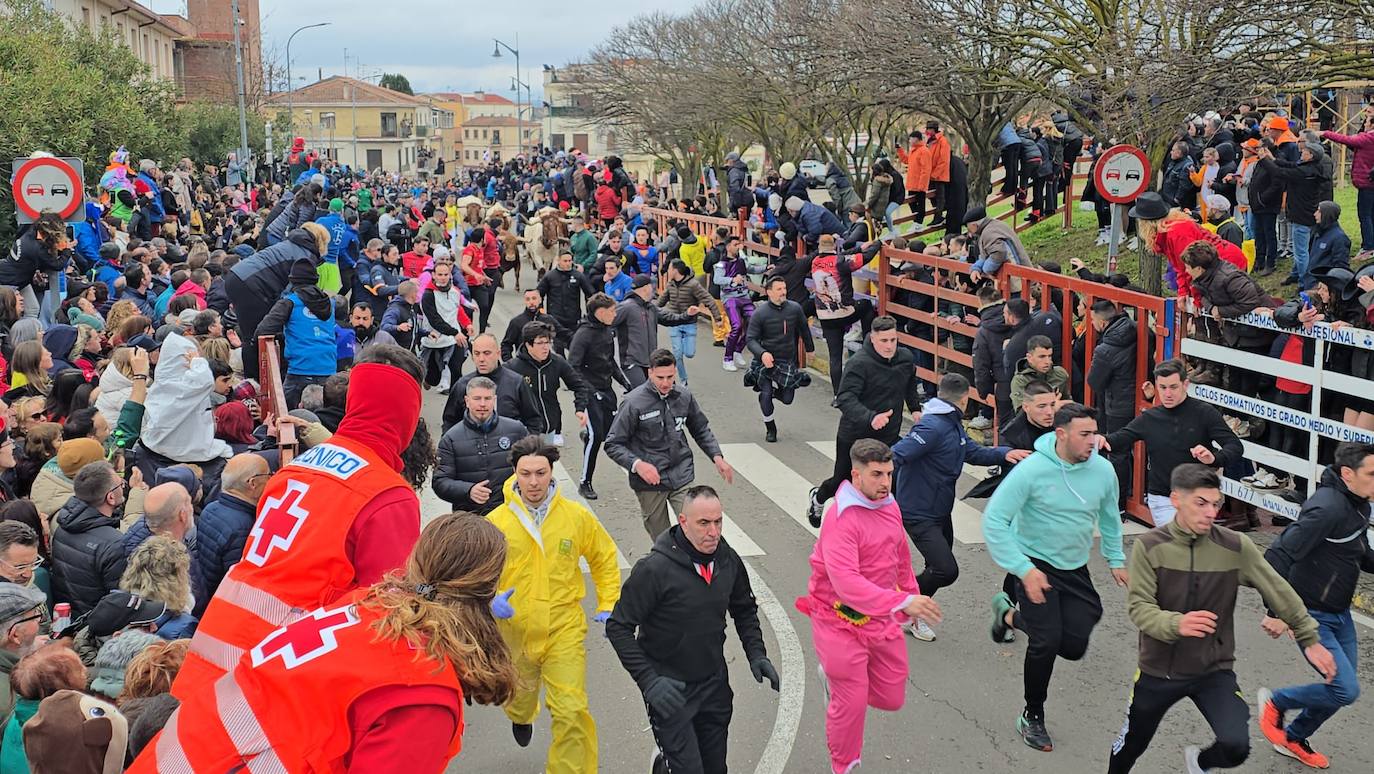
[983,402,1128,752]
[745,275,814,443]
[797,438,942,773]
[1257,441,1373,769]
[1107,464,1332,773]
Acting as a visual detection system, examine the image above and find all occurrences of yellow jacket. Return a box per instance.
[678,236,711,278]
[489,477,621,635]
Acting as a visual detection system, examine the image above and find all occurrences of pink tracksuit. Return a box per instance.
[794,481,918,773]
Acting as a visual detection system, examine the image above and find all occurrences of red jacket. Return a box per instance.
[172,278,207,310]
[595,184,623,219]
[928,133,952,183]
[1154,219,1248,303]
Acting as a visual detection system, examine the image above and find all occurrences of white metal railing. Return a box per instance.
[1181,311,1373,522]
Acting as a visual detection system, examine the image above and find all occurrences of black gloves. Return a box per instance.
[643,675,688,717]
[750,657,780,691]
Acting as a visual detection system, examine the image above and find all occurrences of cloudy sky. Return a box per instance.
[148,0,695,98]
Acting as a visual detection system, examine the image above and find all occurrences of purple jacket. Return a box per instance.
[1323,130,1374,189]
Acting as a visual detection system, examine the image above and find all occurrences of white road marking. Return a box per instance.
[745,560,804,774]
[666,503,766,557]
[1354,609,1374,631]
[722,443,821,537]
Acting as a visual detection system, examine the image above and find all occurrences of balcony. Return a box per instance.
[548,105,591,118]
[415,125,428,137]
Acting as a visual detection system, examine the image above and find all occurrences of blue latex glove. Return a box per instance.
[592,611,611,624]
[491,588,515,620]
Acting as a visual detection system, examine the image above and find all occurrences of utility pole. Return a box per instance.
[231,0,250,173]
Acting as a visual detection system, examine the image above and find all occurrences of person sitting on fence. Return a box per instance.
[964,208,1032,288]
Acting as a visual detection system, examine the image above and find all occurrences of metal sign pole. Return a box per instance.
[1106,203,1124,274]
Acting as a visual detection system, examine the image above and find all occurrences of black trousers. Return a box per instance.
[648,671,733,774]
[929,181,947,223]
[623,363,648,390]
[1102,413,1134,509]
[758,375,796,420]
[820,300,876,396]
[1011,559,1103,716]
[422,345,465,389]
[817,429,901,504]
[905,517,958,597]
[1107,670,1250,773]
[225,273,275,380]
[906,190,926,224]
[580,388,616,485]
[553,316,577,356]
[1000,146,1020,196]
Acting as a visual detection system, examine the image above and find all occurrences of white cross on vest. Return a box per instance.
[250,604,360,669]
[245,480,310,567]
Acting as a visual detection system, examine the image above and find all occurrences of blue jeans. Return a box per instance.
[1290,223,1313,288]
[1357,187,1374,252]
[669,324,696,383]
[1272,608,1360,741]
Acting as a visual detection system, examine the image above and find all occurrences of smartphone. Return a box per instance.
[1299,291,1312,308]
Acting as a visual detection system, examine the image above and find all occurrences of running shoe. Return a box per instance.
[1016,711,1053,752]
[552,433,565,447]
[906,619,936,642]
[968,415,993,430]
[1257,687,1285,746]
[1183,745,1210,773]
[578,481,599,501]
[807,487,824,528]
[722,359,738,372]
[990,592,1015,643]
[1095,228,1110,247]
[651,750,668,774]
[1272,737,1330,769]
[512,722,533,748]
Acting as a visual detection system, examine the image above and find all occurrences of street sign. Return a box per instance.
[1093,144,1150,205]
[10,157,86,224]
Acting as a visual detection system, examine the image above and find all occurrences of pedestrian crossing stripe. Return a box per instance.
[720,443,821,538]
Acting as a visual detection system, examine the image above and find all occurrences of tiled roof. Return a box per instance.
[269,76,425,106]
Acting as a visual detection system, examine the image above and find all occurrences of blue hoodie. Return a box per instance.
[71,202,106,274]
[892,397,1009,525]
[982,430,1126,578]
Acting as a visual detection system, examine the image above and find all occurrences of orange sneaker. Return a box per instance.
[1272,736,1330,769]
[1256,687,1286,745]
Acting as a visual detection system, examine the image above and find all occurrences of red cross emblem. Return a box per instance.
[245,480,310,567]
[250,604,360,669]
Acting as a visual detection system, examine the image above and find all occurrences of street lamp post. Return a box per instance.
[492,35,522,156]
[512,73,534,152]
[286,22,331,137]
[231,0,251,175]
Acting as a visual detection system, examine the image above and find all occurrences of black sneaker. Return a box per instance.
[829,396,840,408]
[512,722,533,748]
[578,481,598,501]
[650,750,668,774]
[713,339,725,347]
[765,422,778,443]
[1016,711,1053,751]
[807,487,823,529]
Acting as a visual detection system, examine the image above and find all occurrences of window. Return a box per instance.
[482,129,488,140]
[380,112,398,138]
[492,130,501,145]
[551,133,565,150]
[319,112,336,130]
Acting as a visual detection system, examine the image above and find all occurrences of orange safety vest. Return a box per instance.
[174,435,417,699]
[131,596,464,773]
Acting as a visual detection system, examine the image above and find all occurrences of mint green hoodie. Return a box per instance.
[982,431,1126,578]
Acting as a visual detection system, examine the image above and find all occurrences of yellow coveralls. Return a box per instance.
[488,476,622,774]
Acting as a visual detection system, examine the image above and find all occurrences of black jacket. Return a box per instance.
[1260,156,1330,226]
[607,526,766,689]
[613,295,694,370]
[442,363,545,436]
[228,229,320,298]
[432,414,529,514]
[537,267,595,326]
[1104,397,1244,496]
[745,299,813,362]
[726,160,751,211]
[51,496,128,617]
[500,309,563,360]
[765,254,814,306]
[835,339,922,440]
[1192,261,1274,349]
[568,314,631,392]
[1,231,70,289]
[1087,313,1137,418]
[507,349,589,435]
[972,302,1012,397]
[1266,466,1374,614]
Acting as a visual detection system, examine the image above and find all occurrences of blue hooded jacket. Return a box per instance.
[136,171,165,223]
[892,397,1009,524]
[71,202,107,274]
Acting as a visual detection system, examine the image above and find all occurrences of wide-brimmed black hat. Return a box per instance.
[1311,265,1356,302]
[1127,192,1169,221]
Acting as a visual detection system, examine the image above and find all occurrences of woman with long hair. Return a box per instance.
[43,369,89,424]
[104,300,141,344]
[6,341,51,402]
[130,511,518,772]
[1130,192,1248,307]
[0,287,23,361]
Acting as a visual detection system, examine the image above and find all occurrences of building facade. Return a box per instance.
[543,64,618,157]
[272,76,452,175]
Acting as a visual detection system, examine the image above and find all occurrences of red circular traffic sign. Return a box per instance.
[12,157,84,220]
[1093,144,1151,205]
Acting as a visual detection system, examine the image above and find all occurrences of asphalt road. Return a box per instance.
[428,266,1374,773]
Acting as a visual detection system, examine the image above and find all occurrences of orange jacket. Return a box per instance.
[895,144,931,193]
[173,434,416,699]
[132,595,464,774]
[928,133,952,182]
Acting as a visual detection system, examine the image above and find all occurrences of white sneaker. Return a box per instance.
[1127,236,1139,250]
[968,415,993,430]
[1248,470,1282,490]
[1095,229,1110,247]
[1183,745,1210,773]
[906,618,937,642]
[733,353,747,367]
[722,359,738,372]
[552,433,565,447]
[844,327,862,342]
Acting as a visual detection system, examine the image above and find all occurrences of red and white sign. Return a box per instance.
[250,605,360,670]
[245,480,310,566]
[10,157,85,223]
[1093,145,1151,204]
